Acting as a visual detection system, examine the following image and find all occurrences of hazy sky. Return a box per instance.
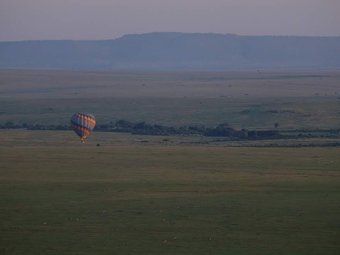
[1,0,340,41]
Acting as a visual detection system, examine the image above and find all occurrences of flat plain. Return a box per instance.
[1,70,340,254]
[1,69,340,129]
[0,130,340,254]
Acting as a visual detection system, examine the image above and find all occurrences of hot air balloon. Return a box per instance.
[71,113,96,143]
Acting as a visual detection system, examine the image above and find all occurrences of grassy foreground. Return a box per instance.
[0,131,340,254]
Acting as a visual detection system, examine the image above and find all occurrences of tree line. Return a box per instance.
[1,120,339,140]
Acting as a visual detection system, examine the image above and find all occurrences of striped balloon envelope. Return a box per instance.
[70,113,96,143]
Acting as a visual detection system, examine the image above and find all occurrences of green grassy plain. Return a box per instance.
[1,70,340,254]
[1,69,340,129]
[1,130,340,255]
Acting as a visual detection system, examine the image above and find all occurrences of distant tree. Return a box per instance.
[205,123,236,137]
[4,121,15,128]
[115,120,134,129]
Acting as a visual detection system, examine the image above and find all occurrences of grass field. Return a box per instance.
[1,69,340,129]
[1,69,340,254]
[1,130,340,254]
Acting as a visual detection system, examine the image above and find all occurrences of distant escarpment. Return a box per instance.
[1,32,340,70]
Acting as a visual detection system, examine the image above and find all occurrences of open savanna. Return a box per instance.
[1,69,340,129]
[1,130,340,255]
[1,69,340,254]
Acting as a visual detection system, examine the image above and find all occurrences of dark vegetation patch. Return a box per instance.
[1,120,339,141]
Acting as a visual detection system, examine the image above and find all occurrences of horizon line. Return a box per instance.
[1,32,340,43]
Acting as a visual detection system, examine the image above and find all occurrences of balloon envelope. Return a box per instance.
[71,113,96,142]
